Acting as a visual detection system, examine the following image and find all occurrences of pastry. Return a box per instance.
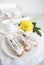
[14,33,31,51]
[17,30,37,47]
[6,35,24,56]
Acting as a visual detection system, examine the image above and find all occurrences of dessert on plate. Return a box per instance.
[6,35,24,56]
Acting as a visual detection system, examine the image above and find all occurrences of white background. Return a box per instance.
[0,0,44,15]
[0,1,44,65]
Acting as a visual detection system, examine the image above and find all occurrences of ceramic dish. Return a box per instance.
[2,34,38,59]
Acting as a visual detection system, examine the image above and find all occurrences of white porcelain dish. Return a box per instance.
[2,33,38,59]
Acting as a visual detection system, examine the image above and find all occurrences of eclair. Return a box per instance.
[17,30,37,47]
[6,35,24,56]
[14,33,31,51]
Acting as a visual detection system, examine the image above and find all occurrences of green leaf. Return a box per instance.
[36,30,41,36]
[18,24,20,26]
[32,22,36,26]
[33,22,41,36]
[35,27,41,30]
[18,22,22,26]
[33,26,36,32]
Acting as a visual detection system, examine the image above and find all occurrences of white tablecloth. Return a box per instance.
[0,31,44,65]
[0,16,44,65]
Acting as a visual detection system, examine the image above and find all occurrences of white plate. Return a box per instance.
[2,36,39,59]
[1,17,39,59]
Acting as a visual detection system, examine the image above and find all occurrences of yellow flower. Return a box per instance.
[20,20,33,32]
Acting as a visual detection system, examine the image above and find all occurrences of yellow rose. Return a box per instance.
[20,20,33,32]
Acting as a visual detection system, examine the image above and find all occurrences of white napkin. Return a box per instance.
[0,3,22,20]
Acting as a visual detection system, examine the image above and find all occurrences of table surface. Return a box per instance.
[0,15,44,65]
